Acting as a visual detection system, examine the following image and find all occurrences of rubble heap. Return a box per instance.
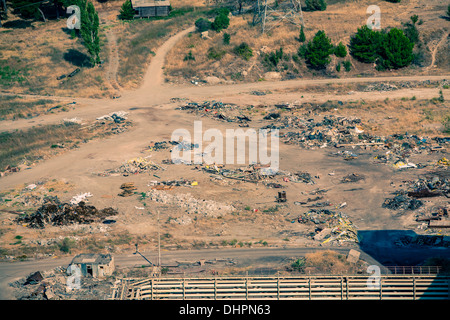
[15,196,118,229]
[106,157,163,176]
[118,182,137,197]
[296,208,359,244]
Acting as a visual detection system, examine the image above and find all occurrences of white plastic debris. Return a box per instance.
[70,192,93,205]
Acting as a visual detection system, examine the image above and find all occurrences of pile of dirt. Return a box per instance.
[15,196,118,229]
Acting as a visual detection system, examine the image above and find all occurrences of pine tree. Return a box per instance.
[334,42,347,58]
[298,25,306,42]
[119,0,135,20]
[349,25,384,63]
[305,30,333,69]
[378,28,414,70]
[79,0,101,66]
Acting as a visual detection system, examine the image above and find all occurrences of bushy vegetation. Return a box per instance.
[211,9,230,32]
[195,17,212,32]
[207,47,226,60]
[119,0,135,20]
[334,42,347,58]
[349,25,414,70]
[298,25,306,42]
[233,42,253,61]
[305,0,327,12]
[304,30,333,69]
[263,47,284,68]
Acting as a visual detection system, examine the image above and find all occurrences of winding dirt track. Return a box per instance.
[0,25,448,189]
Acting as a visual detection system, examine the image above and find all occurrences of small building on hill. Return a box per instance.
[69,253,115,278]
[131,0,171,18]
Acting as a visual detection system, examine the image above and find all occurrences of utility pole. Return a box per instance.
[157,209,161,268]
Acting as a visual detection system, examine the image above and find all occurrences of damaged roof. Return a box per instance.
[71,253,113,265]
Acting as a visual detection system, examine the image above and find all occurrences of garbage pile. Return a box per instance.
[395,235,450,247]
[296,208,359,244]
[276,115,372,149]
[96,111,128,124]
[105,157,163,176]
[146,189,235,218]
[341,173,365,183]
[176,100,231,111]
[382,194,424,211]
[406,175,450,198]
[118,182,137,197]
[363,83,398,92]
[149,179,198,190]
[15,196,118,229]
[147,141,169,151]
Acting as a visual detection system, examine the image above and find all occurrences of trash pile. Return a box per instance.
[147,141,169,151]
[96,111,128,124]
[15,196,118,229]
[276,115,372,149]
[146,189,235,218]
[341,173,365,183]
[103,157,163,176]
[176,100,231,111]
[406,175,450,198]
[118,182,137,197]
[382,194,424,211]
[295,209,359,244]
[148,179,198,190]
[363,83,398,92]
[394,235,450,247]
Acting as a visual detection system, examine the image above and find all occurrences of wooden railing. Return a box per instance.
[112,275,450,300]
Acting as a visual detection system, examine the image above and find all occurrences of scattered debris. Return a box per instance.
[341,173,365,183]
[70,192,93,205]
[15,196,118,229]
[96,111,128,123]
[296,208,358,243]
[382,194,424,211]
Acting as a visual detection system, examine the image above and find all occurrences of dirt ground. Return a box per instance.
[0,0,449,266]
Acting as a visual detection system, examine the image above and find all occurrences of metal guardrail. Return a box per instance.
[386,266,442,275]
[112,275,450,300]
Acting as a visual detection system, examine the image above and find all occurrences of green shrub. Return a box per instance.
[223,32,231,45]
[336,62,341,72]
[305,0,327,11]
[207,47,226,60]
[211,12,230,32]
[298,25,306,42]
[263,47,284,67]
[184,51,195,61]
[195,18,211,32]
[343,60,352,72]
[334,42,347,58]
[233,42,253,61]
